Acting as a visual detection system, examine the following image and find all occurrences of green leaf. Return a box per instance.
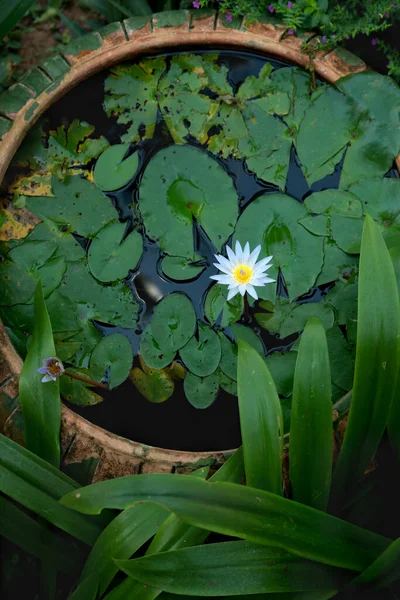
[60,369,103,406]
[330,215,400,509]
[8,239,57,270]
[256,298,334,338]
[139,145,238,259]
[130,366,174,403]
[90,333,133,389]
[116,540,352,596]
[238,341,283,494]
[151,293,196,351]
[161,255,205,281]
[60,474,390,572]
[27,175,117,238]
[234,194,324,300]
[349,536,400,591]
[289,318,332,512]
[231,323,264,356]
[204,283,243,327]
[315,239,359,287]
[19,282,61,467]
[326,326,355,392]
[265,351,297,397]
[93,144,139,191]
[180,323,221,376]
[140,325,176,370]
[218,369,237,396]
[0,259,36,305]
[88,222,142,283]
[218,331,238,381]
[0,0,37,40]
[0,494,84,574]
[183,372,219,409]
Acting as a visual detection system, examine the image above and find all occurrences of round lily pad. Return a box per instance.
[139,145,238,259]
[218,332,238,381]
[161,255,205,282]
[89,333,133,390]
[88,222,143,283]
[233,193,324,301]
[140,325,176,370]
[94,144,139,191]
[218,369,237,396]
[130,366,174,403]
[230,323,264,357]
[256,298,334,338]
[183,372,219,409]
[180,322,221,377]
[151,293,196,351]
[204,283,243,328]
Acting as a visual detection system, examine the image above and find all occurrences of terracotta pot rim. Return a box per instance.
[0,9,398,479]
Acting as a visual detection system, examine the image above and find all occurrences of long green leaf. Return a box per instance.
[349,537,400,591]
[157,593,337,600]
[330,215,400,509]
[387,245,400,461]
[103,449,244,600]
[289,317,332,511]
[237,341,283,494]
[19,282,61,466]
[60,475,390,572]
[116,540,353,596]
[0,0,37,39]
[68,574,98,600]
[0,495,84,574]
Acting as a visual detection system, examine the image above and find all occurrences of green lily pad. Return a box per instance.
[54,334,82,362]
[8,240,57,270]
[183,372,219,409]
[130,366,174,403]
[151,293,196,351]
[349,178,400,243]
[25,217,86,262]
[218,331,238,381]
[35,256,66,299]
[88,222,143,283]
[140,325,176,370]
[322,280,358,326]
[60,369,104,406]
[230,323,264,357]
[93,145,139,192]
[304,189,363,217]
[256,298,334,338]
[265,350,298,397]
[217,369,237,396]
[0,260,36,306]
[139,145,238,259]
[204,283,243,328]
[233,193,324,300]
[66,322,102,369]
[315,239,359,287]
[90,333,133,389]
[27,175,117,238]
[330,216,364,254]
[161,255,205,281]
[326,326,355,392]
[180,322,221,377]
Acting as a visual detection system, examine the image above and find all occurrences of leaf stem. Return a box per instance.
[64,371,109,390]
[243,292,250,322]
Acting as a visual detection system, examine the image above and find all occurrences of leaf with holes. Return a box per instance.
[184,372,219,409]
[90,333,133,389]
[129,366,174,404]
[88,222,142,283]
[180,323,221,377]
[94,145,139,192]
[60,369,104,406]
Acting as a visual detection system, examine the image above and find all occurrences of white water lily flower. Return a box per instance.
[210,241,275,301]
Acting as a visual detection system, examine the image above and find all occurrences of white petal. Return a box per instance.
[210,275,232,284]
[213,262,231,275]
[227,287,239,301]
[253,277,275,285]
[239,284,247,296]
[226,245,238,265]
[214,254,232,271]
[242,242,250,263]
[235,240,243,261]
[248,244,261,266]
[254,256,274,271]
[41,374,54,383]
[246,285,258,300]
[217,274,235,284]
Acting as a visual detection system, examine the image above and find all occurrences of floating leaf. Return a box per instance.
[151,293,196,351]
[256,298,334,338]
[323,280,358,326]
[304,189,363,218]
[93,145,139,192]
[60,369,104,406]
[315,239,359,287]
[140,325,176,370]
[183,372,219,409]
[180,322,221,377]
[90,333,133,389]
[349,178,400,243]
[204,283,243,327]
[326,326,355,392]
[234,194,324,300]
[129,366,174,403]
[161,255,205,282]
[218,332,238,381]
[0,260,36,306]
[0,198,40,241]
[35,256,67,299]
[230,323,264,357]
[25,217,86,262]
[140,145,238,259]
[27,175,117,238]
[218,369,237,396]
[88,222,142,283]
[265,351,297,397]
[8,240,57,270]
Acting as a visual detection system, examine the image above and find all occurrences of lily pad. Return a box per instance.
[88,222,143,283]
[140,325,176,370]
[265,350,298,397]
[255,298,334,338]
[218,332,238,381]
[60,369,104,406]
[90,333,133,389]
[139,145,238,259]
[233,193,324,300]
[330,216,364,254]
[349,178,400,243]
[230,323,264,357]
[304,189,363,217]
[27,175,117,238]
[326,326,355,392]
[322,280,358,326]
[151,293,196,351]
[217,369,237,396]
[93,145,139,192]
[0,199,40,241]
[35,256,66,299]
[0,260,36,306]
[204,283,243,328]
[315,239,359,287]
[25,217,86,262]
[8,240,57,270]
[180,322,221,377]
[183,372,219,409]
[129,366,174,403]
[161,255,205,281]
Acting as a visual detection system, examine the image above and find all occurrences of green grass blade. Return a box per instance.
[157,593,337,600]
[330,215,400,509]
[237,340,283,494]
[0,495,84,574]
[116,540,353,596]
[289,317,332,511]
[68,574,98,600]
[60,475,390,572]
[19,282,61,467]
[387,246,400,461]
[0,0,37,39]
[349,537,400,591]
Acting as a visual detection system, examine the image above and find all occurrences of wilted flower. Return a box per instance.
[38,357,65,383]
[210,241,275,301]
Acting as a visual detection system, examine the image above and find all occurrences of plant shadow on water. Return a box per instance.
[9,49,398,452]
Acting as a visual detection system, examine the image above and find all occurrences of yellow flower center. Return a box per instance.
[233,264,253,284]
